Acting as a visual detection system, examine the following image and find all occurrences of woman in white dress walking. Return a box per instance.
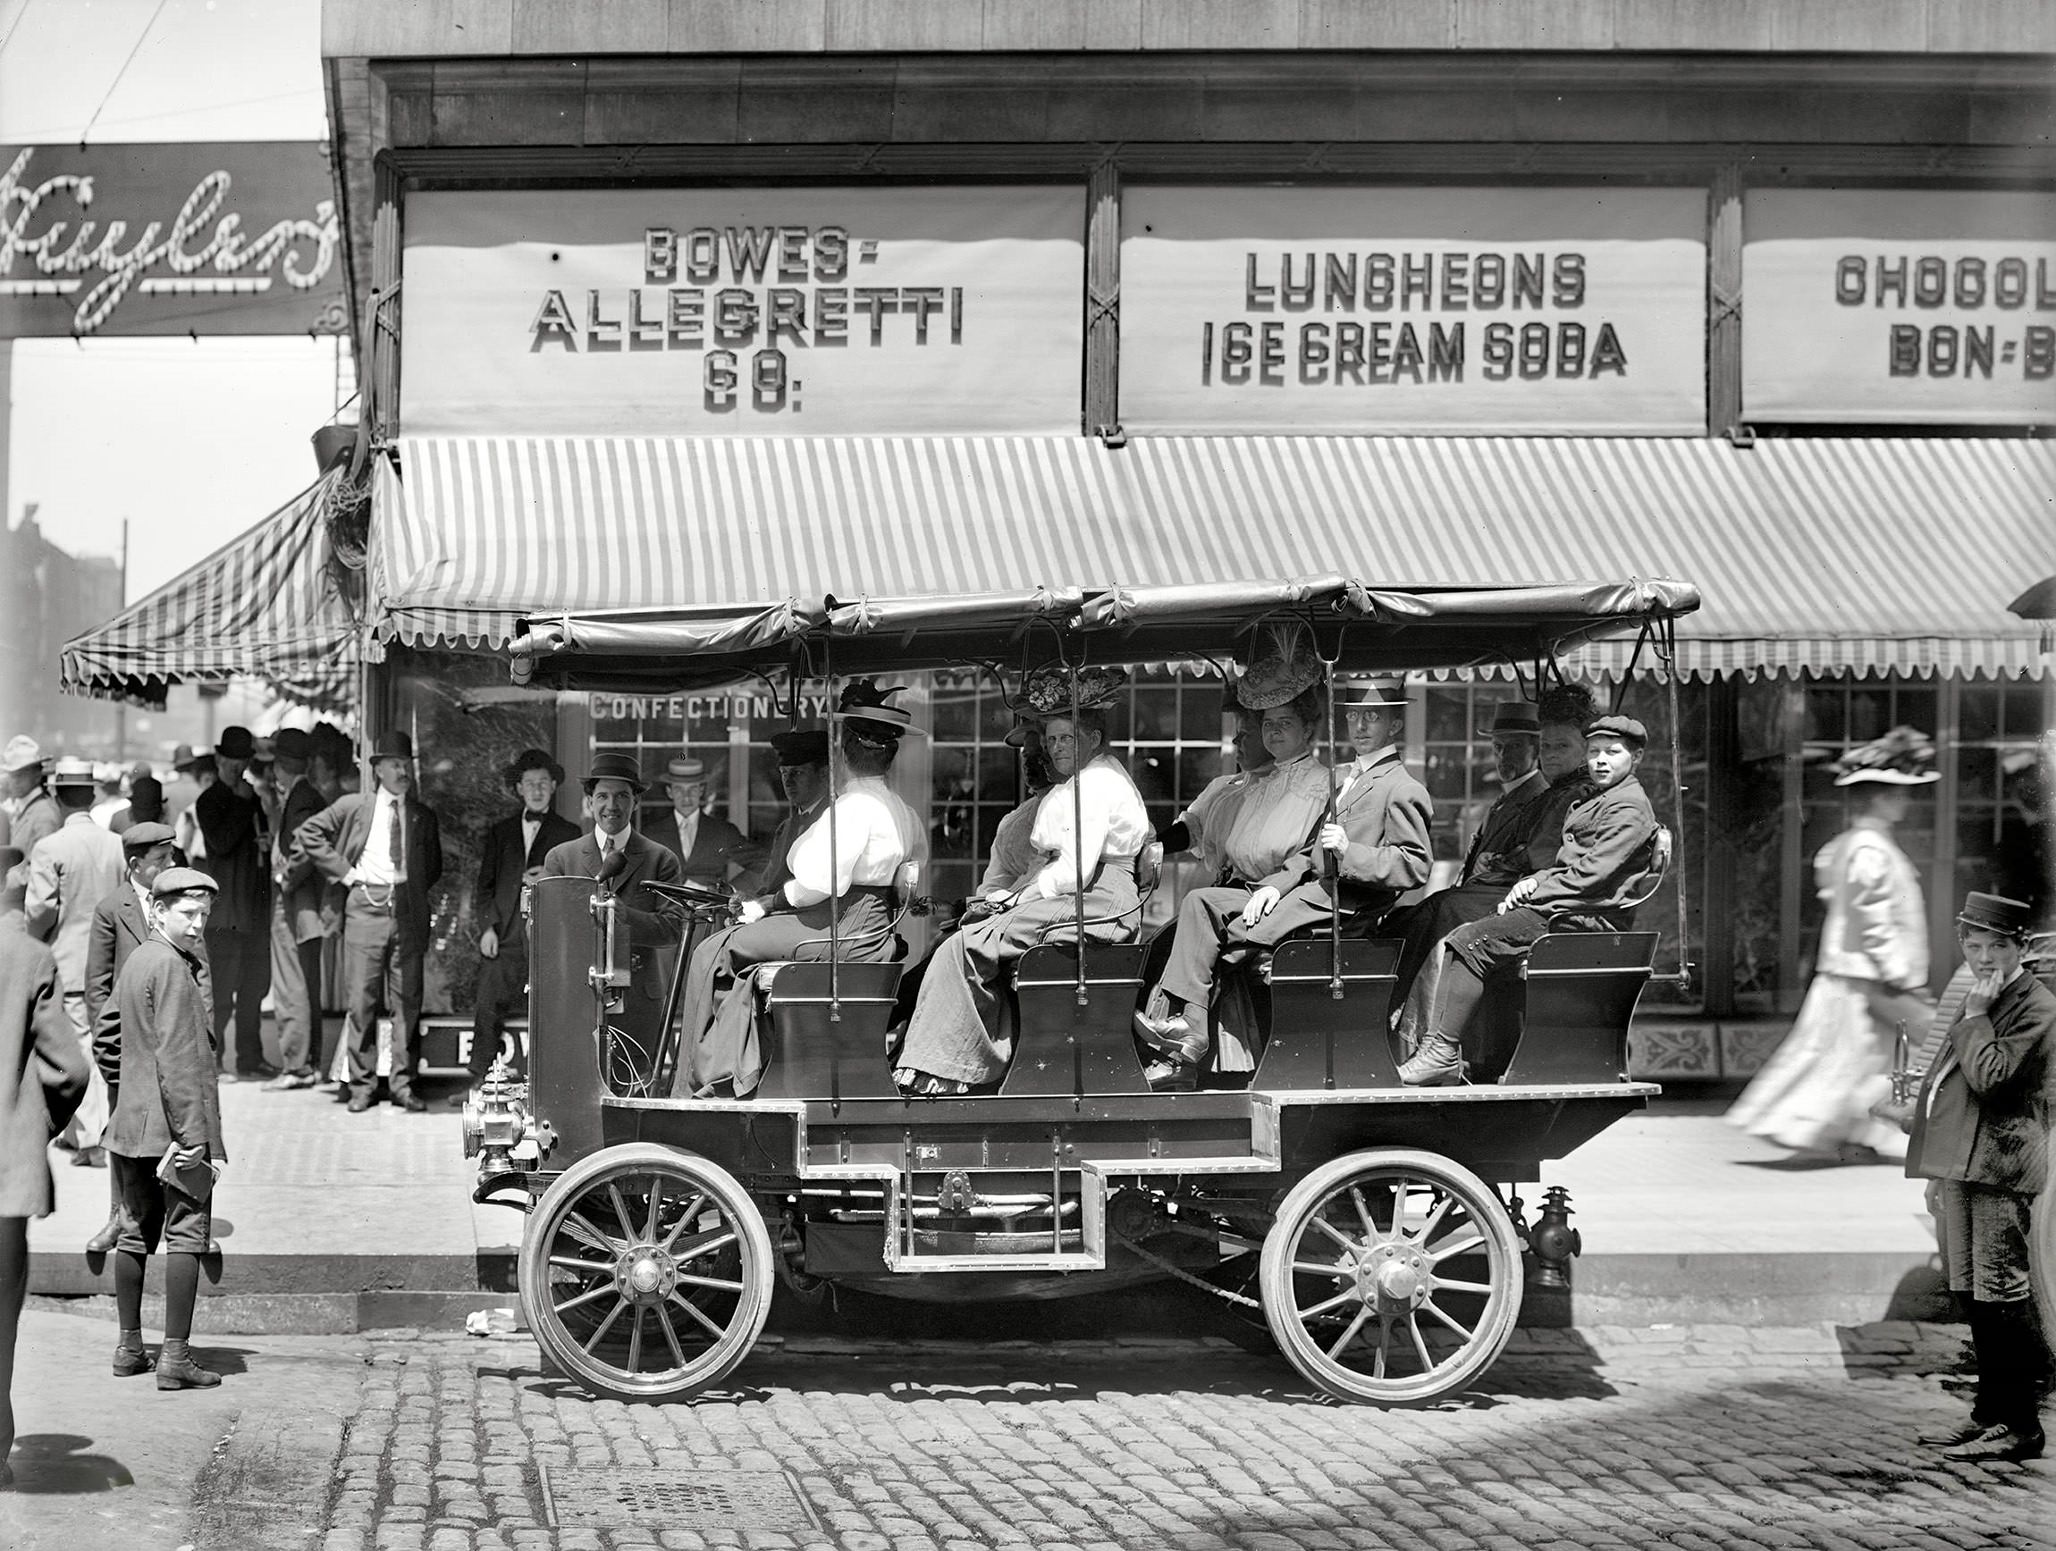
[1729,728,1939,1163]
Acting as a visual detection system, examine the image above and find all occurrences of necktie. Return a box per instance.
[388,799,405,878]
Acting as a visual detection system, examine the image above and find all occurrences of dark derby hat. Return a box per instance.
[582,753,648,793]
[1585,713,1648,747]
[1488,703,1542,736]
[1958,892,2033,938]
[507,747,565,786]
[126,776,165,822]
[170,742,203,771]
[369,731,415,763]
[769,729,830,766]
[120,820,176,853]
[272,727,312,762]
[215,725,257,761]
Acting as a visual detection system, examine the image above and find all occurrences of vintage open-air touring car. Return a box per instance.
[460,572,1699,1407]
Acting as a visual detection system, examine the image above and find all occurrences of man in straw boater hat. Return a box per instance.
[1400,712,1664,1087]
[25,757,126,1168]
[675,681,919,1099]
[1904,890,2055,1463]
[297,733,446,1112]
[1136,674,1433,1089]
[459,749,578,1099]
[642,754,762,891]
[0,737,58,887]
[540,752,688,1085]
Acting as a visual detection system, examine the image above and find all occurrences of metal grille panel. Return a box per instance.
[539,1465,820,1532]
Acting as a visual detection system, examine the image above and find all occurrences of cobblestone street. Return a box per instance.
[9,1314,2050,1551]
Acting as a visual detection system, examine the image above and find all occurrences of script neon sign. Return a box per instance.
[0,145,339,336]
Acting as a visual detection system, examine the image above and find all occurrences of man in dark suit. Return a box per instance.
[542,755,687,1088]
[1,879,89,1477]
[194,726,273,1081]
[1139,676,1434,1085]
[296,733,445,1113]
[264,729,332,1091]
[461,749,578,1094]
[81,822,183,1254]
[641,755,761,892]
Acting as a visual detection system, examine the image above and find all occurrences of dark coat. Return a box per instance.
[195,780,272,932]
[296,790,445,948]
[102,936,224,1163]
[476,808,580,945]
[273,772,333,944]
[641,810,761,890]
[1907,970,2056,1196]
[1524,774,1662,917]
[1461,767,1551,887]
[0,923,89,1217]
[1262,748,1434,919]
[540,830,688,950]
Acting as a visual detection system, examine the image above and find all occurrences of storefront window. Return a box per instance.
[1954,680,2048,914]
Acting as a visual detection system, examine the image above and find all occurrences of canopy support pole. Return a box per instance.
[823,640,841,1024]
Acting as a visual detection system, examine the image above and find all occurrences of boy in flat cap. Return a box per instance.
[102,867,227,1389]
[1401,713,1663,1086]
[1905,891,2056,1463]
[81,822,187,1254]
[463,750,578,1093]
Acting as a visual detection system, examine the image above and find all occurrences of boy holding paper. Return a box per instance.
[101,866,224,1389]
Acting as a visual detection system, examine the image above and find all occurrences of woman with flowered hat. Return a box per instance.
[677,682,920,1098]
[1729,726,1940,1163]
[892,668,1150,1095]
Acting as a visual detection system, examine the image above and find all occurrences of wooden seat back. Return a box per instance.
[754,961,904,1100]
[1001,943,1151,1096]
[1251,938,1404,1090]
[1498,930,1658,1085]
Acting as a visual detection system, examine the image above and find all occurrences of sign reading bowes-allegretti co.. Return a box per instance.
[1118,187,1708,435]
[1743,190,2056,425]
[401,188,1085,436]
[0,143,344,337]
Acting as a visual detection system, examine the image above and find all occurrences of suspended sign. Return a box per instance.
[1118,186,1707,435]
[401,187,1085,436]
[0,143,345,337]
[1743,190,2056,424]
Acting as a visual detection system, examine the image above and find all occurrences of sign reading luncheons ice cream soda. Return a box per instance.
[402,188,1084,435]
[1744,190,2056,424]
[1119,187,1707,434]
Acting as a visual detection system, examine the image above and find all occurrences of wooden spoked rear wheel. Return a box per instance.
[519,1143,773,1401]
[1259,1148,1523,1405]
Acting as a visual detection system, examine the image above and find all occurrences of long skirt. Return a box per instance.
[1389,882,1508,1049]
[677,888,895,1098]
[1727,972,1922,1157]
[895,860,1139,1088]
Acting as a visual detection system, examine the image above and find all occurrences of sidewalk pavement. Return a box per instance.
[28,1078,1948,1332]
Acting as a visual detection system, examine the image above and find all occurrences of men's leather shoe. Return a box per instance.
[1143,1057,1198,1093]
[69,1146,106,1168]
[111,1343,153,1377]
[398,1094,428,1113]
[155,1343,221,1390]
[346,1094,374,1114]
[1940,1424,2044,1463]
[262,1070,316,1091]
[1918,1418,1992,1448]
[1398,1032,1467,1087]
[1133,1009,1207,1064]
[86,1211,123,1255]
[235,1063,281,1083]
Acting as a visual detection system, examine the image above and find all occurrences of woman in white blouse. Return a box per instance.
[677,688,920,1098]
[893,694,1150,1095]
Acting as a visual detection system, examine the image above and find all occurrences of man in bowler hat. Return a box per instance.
[1906,891,2056,1462]
[297,733,445,1112]
[542,756,687,1084]
[461,749,578,1096]
[194,727,273,1080]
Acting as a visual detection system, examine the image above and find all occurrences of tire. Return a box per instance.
[1259,1148,1523,1405]
[518,1143,773,1402]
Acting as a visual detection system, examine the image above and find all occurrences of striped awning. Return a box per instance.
[60,473,361,710]
[373,435,2053,681]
